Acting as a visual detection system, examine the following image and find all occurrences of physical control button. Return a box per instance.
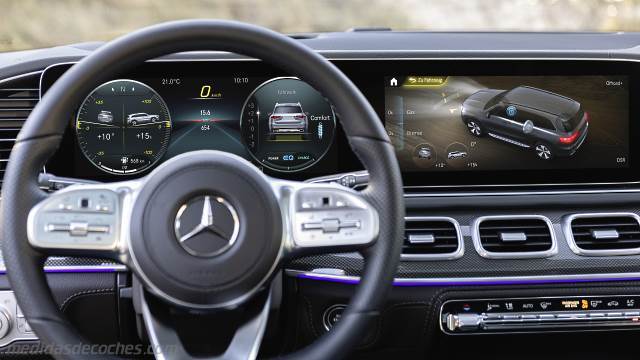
[321,218,340,233]
[0,307,11,339]
[69,222,89,236]
[338,175,356,188]
[46,222,110,236]
[20,318,32,333]
[446,313,483,332]
[301,218,362,233]
[323,304,346,331]
[520,314,538,320]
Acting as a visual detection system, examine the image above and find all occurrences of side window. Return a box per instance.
[488,104,507,118]
[492,104,521,123]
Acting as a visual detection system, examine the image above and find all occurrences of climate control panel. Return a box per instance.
[441,295,640,335]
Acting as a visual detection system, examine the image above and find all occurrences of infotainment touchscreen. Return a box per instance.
[385,75,629,173]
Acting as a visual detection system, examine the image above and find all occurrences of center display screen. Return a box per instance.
[385,75,630,173]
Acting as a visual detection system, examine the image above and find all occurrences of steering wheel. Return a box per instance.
[1,20,404,359]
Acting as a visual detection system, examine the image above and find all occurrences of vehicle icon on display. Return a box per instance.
[461,86,589,160]
[97,110,114,123]
[126,112,160,126]
[447,150,467,160]
[417,146,432,159]
[269,102,308,133]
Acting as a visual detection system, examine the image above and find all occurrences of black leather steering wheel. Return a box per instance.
[1,20,404,359]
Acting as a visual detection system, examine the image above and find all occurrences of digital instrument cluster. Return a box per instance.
[42,63,343,179]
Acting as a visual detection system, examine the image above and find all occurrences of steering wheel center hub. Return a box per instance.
[129,151,283,308]
[174,194,240,257]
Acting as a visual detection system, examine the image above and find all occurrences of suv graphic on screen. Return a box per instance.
[461,86,589,160]
[269,102,308,134]
[126,113,160,126]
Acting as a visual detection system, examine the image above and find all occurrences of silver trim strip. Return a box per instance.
[402,216,464,260]
[0,264,126,273]
[563,212,640,256]
[285,269,640,285]
[0,71,43,87]
[472,215,558,259]
[404,188,640,197]
[487,132,530,148]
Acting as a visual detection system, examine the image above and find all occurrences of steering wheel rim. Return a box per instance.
[1,20,404,359]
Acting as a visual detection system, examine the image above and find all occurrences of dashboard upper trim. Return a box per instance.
[0,70,43,86]
[403,187,640,198]
[285,269,640,287]
[0,264,127,274]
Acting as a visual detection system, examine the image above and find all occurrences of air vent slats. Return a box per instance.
[402,217,462,260]
[567,214,640,255]
[0,74,41,186]
[474,216,556,258]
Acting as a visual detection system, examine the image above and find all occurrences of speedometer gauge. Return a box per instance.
[240,77,336,172]
[75,79,171,175]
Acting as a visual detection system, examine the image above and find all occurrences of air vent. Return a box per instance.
[402,217,463,260]
[0,72,41,185]
[473,215,557,259]
[565,213,640,256]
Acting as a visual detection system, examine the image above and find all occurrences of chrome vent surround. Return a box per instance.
[564,213,640,256]
[0,72,40,185]
[402,216,463,260]
[472,215,557,259]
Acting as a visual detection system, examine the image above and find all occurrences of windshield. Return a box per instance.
[1,0,638,52]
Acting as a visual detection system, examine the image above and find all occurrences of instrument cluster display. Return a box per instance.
[75,80,172,175]
[60,66,340,178]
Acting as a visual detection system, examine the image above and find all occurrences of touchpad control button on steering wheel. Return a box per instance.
[292,187,378,248]
[28,189,120,251]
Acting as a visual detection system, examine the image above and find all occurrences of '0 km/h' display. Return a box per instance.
[75,79,172,175]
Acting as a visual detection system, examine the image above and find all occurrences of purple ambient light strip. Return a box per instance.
[296,272,640,287]
[0,266,123,275]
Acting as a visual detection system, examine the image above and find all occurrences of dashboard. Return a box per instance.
[42,59,640,187]
[5,31,640,358]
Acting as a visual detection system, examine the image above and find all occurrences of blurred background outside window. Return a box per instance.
[1,0,639,52]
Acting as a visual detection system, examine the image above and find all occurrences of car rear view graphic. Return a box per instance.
[461,86,589,160]
[269,102,308,134]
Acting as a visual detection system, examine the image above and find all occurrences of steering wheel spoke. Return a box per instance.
[140,282,272,360]
[272,179,379,260]
[26,179,141,263]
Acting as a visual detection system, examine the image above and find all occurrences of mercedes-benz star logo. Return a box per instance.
[174,195,240,257]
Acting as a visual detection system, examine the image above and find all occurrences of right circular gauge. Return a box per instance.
[240,77,336,172]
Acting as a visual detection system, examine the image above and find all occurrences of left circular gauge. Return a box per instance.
[75,79,172,175]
